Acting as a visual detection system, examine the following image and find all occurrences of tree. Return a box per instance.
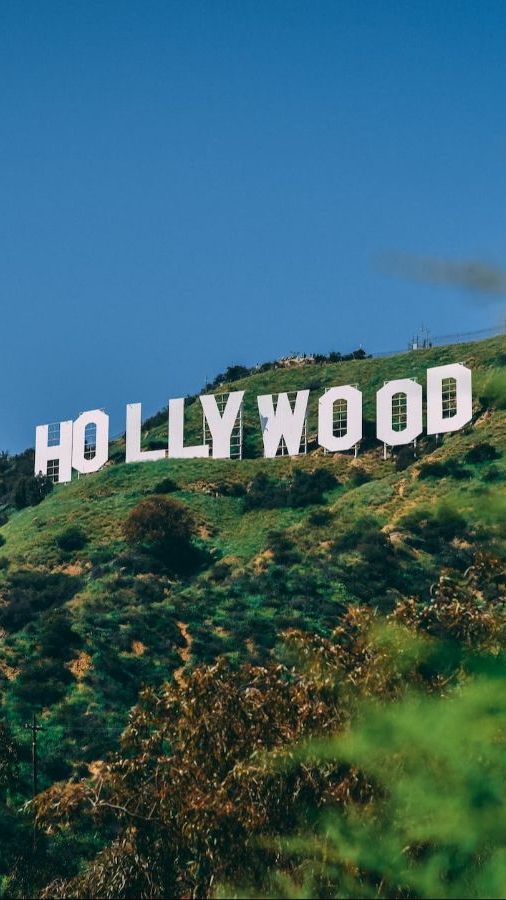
[14,473,53,510]
[123,496,199,573]
[55,526,88,553]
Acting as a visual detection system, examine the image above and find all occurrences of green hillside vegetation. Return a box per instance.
[0,335,504,897]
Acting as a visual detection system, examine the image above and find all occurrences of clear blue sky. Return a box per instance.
[1,0,505,451]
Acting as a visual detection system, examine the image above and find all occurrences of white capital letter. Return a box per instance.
[376,378,423,446]
[35,420,73,484]
[427,363,472,435]
[126,403,166,463]
[318,386,362,451]
[200,391,244,459]
[72,409,109,474]
[257,390,309,458]
[168,398,209,459]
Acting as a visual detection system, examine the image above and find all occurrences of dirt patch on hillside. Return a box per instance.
[67,651,92,680]
[173,622,193,687]
[252,548,274,573]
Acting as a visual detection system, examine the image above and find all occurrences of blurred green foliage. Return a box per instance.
[232,659,506,899]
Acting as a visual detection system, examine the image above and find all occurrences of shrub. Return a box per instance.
[210,561,232,582]
[37,608,82,660]
[332,515,382,554]
[418,458,471,480]
[287,468,337,507]
[394,445,416,471]
[465,442,501,464]
[244,469,337,511]
[123,496,200,574]
[348,466,371,486]
[214,480,246,497]
[308,508,333,527]
[477,369,506,411]
[267,530,300,565]
[146,437,167,451]
[152,477,179,494]
[13,473,54,509]
[55,526,88,553]
[0,534,5,548]
[244,473,287,510]
[400,505,468,554]
[12,657,73,709]
[206,364,251,391]
[0,570,82,631]
[0,718,17,797]
[483,464,502,482]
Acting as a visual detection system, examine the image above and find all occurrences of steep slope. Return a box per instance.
[0,335,504,783]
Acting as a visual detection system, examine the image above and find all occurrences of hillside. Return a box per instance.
[0,335,504,785]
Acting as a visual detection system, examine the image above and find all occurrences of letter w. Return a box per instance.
[257,390,309,458]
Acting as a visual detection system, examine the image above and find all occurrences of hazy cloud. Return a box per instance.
[379,254,506,304]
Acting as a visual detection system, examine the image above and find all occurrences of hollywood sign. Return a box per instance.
[35,363,472,484]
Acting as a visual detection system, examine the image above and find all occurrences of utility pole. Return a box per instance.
[24,713,43,853]
[25,712,43,798]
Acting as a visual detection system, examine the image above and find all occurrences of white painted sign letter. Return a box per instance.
[257,390,309,458]
[72,409,109,474]
[427,363,472,435]
[35,420,73,484]
[168,398,210,459]
[376,378,423,446]
[200,391,244,459]
[318,385,362,451]
[126,403,166,463]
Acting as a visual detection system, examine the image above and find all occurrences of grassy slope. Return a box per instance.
[0,335,504,781]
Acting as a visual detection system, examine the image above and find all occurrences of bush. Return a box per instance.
[348,466,371,486]
[394,445,416,472]
[308,508,333,527]
[465,442,501,464]
[12,657,73,709]
[13,473,54,509]
[244,468,337,511]
[206,364,251,391]
[123,496,200,574]
[267,530,300,565]
[214,480,246,497]
[332,515,382,554]
[244,472,287,510]
[146,437,167,451]
[418,458,471,480]
[400,505,469,554]
[0,570,82,631]
[152,477,179,494]
[55,526,88,553]
[37,608,82,658]
[287,468,337,507]
[483,464,502,482]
